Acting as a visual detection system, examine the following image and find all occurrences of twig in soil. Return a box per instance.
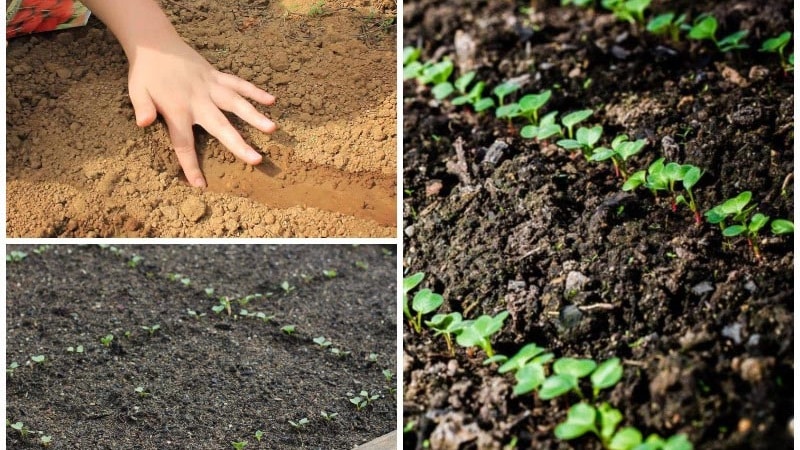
[576,303,616,312]
[446,137,474,188]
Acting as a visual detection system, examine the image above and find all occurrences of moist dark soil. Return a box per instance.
[6,244,397,449]
[402,1,793,449]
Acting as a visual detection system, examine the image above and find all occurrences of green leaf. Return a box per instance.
[719,191,752,215]
[426,312,463,333]
[520,125,539,139]
[539,373,578,400]
[760,31,791,53]
[618,139,646,160]
[688,15,717,41]
[590,147,615,161]
[749,213,769,233]
[610,427,644,450]
[454,71,476,93]
[537,124,563,140]
[554,403,597,440]
[403,272,425,294]
[403,46,421,65]
[451,95,471,106]
[474,97,495,112]
[663,162,684,182]
[483,354,508,365]
[419,60,454,85]
[591,357,623,393]
[513,362,546,395]
[403,61,423,80]
[622,171,646,191]
[598,403,623,441]
[432,82,454,100]
[557,139,585,150]
[722,224,746,237]
[455,325,486,348]
[496,103,521,119]
[647,12,675,34]
[519,90,552,114]
[770,219,794,235]
[562,109,594,129]
[682,166,702,189]
[704,206,727,224]
[718,30,749,51]
[663,434,694,450]
[498,343,547,373]
[493,81,520,103]
[554,357,597,378]
[579,125,603,147]
[411,289,444,315]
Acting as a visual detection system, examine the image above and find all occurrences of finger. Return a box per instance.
[164,114,206,188]
[216,71,276,105]
[128,82,157,127]
[213,88,277,134]
[197,105,263,166]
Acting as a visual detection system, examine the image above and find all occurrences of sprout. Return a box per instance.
[425,312,463,355]
[521,110,563,141]
[492,81,521,106]
[455,311,509,359]
[561,109,593,139]
[771,219,794,235]
[557,125,603,159]
[601,0,651,25]
[760,31,792,71]
[688,14,749,52]
[518,90,552,125]
[589,134,646,178]
[409,288,444,334]
[646,12,686,43]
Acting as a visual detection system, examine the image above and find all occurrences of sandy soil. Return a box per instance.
[7,0,397,237]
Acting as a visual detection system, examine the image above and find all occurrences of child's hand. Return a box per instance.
[129,42,276,188]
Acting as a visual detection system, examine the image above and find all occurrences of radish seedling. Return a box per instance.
[254,430,264,442]
[760,32,792,71]
[349,390,379,410]
[7,362,19,377]
[601,0,651,25]
[141,324,160,336]
[280,281,295,293]
[321,411,338,421]
[498,343,552,374]
[771,219,793,235]
[561,109,593,139]
[521,110,563,140]
[402,46,423,79]
[455,311,509,359]
[558,125,603,159]
[590,357,623,397]
[518,90,552,125]
[647,12,686,43]
[127,255,143,268]
[382,369,394,383]
[403,272,426,330]
[330,348,350,358]
[41,435,53,447]
[204,287,215,297]
[589,134,646,178]
[355,260,369,270]
[134,386,149,398]
[539,358,597,400]
[688,15,748,52]
[410,288,444,334]
[322,269,337,278]
[67,345,84,353]
[6,251,27,262]
[9,421,29,438]
[100,334,114,347]
[705,192,766,258]
[451,71,495,112]
[212,296,232,315]
[231,441,247,450]
[493,81,521,106]
[289,418,309,429]
[313,336,332,347]
[674,165,704,224]
[425,312,463,355]
[281,325,296,335]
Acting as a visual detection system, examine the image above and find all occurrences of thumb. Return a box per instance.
[128,81,157,127]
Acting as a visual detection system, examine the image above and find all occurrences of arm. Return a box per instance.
[81,0,276,188]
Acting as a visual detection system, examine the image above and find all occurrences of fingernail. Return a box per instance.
[193,177,207,188]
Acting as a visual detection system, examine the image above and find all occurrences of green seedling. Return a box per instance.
[403,420,416,433]
[313,336,332,347]
[308,0,325,16]
[561,109,593,139]
[141,324,161,336]
[521,110,563,140]
[349,390,379,410]
[498,343,552,374]
[7,362,20,377]
[674,165,704,224]
[6,250,27,262]
[321,411,338,421]
[688,15,748,52]
[368,353,379,362]
[330,348,351,358]
[589,134,646,178]
[562,0,594,7]
[403,46,422,78]
[409,288,444,334]
[493,81,521,106]
[355,261,369,270]
[518,90,552,124]
[100,334,114,347]
[231,440,248,450]
[212,296,232,315]
[254,430,264,442]
[9,421,29,438]
[771,219,794,235]
[41,435,53,447]
[289,418,309,429]
[254,312,275,323]
[705,191,766,258]
[30,355,46,365]
[601,0,651,25]
[134,386,149,397]
[591,357,624,397]
[180,277,191,286]
[558,125,603,159]
[66,345,84,353]
[760,31,792,71]
[646,12,686,43]
[204,287,215,297]
[32,245,51,255]
[127,255,143,268]
[539,358,597,400]
[187,309,206,319]
[382,369,394,383]
[280,281,296,293]
[451,71,495,112]
[322,269,338,278]
[403,272,425,324]
[455,311,509,359]
[236,293,263,306]
[723,212,769,260]
[281,325,296,335]
[425,312,463,355]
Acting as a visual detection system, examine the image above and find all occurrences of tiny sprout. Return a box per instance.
[409,288,444,334]
[771,219,794,235]
[6,250,27,262]
[382,369,394,383]
[41,435,53,447]
[231,441,248,450]
[521,110,562,141]
[281,325,296,335]
[455,311,509,358]
[10,421,28,437]
[236,293,263,306]
[561,109,593,139]
[204,287,215,297]
[538,358,597,400]
[674,165,704,224]
[313,336,332,347]
[100,334,114,347]
[425,312,463,355]
[368,353,379,362]
[7,361,20,377]
[403,272,426,330]
[602,0,650,24]
[254,430,264,442]
[134,386,149,397]
[330,348,351,358]
[557,125,603,159]
[180,277,191,286]
[141,324,161,336]
[706,191,766,259]
[67,345,84,353]
[321,411,338,421]
[403,420,416,433]
[127,255,143,268]
[289,418,309,429]
[518,90,552,125]
[760,31,792,71]
[402,46,423,80]
[212,296,232,315]
[688,14,749,52]
[280,281,295,293]
[451,71,495,111]
[493,81,521,106]
[187,309,206,319]
[590,357,623,397]
[589,134,646,179]
[646,12,686,43]
[322,269,338,278]
[355,260,369,270]
[254,312,275,323]
[349,390,379,410]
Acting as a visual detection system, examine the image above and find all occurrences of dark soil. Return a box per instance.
[402,1,793,449]
[6,244,397,449]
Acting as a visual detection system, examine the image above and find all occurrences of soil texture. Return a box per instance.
[403,1,793,449]
[7,0,397,237]
[6,244,397,449]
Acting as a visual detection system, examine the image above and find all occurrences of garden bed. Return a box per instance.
[402,1,793,449]
[6,244,397,449]
[6,0,396,237]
